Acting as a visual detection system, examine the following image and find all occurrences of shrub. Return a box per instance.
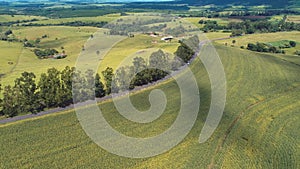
[289,41,296,47]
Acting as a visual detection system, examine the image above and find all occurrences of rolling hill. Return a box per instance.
[178,0,295,8]
[0,44,299,168]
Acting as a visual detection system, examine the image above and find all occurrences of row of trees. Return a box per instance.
[33,48,59,59]
[112,50,172,93]
[199,19,300,36]
[0,67,110,117]
[0,18,39,27]
[22,21,108,28]
[183,9,300,18]
[247,42,285,54]
[227,19,300,35]
[246,41,297,54]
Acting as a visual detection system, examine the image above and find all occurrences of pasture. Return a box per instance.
[97,34,180,73]
[0,15,47,22]
[287,15,300,23]
[0,26,98,86]
[26,14,120,25]
[214,31,300,55]
[0,44,299,168]
[0,41,23,78]
[1,13,190,86]
[184,17,242,28]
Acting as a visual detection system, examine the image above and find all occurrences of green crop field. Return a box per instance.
[1,44,299,168]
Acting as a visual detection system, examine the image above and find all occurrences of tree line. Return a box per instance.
[246,41,297,54]
[199,18,300,36]
[33,48,60,59]
[21,21,108,28]
[0,18,39,27]
[0,67,108,117]
[246,42,285,54]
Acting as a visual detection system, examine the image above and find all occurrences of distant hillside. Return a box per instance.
[179,0,295,8]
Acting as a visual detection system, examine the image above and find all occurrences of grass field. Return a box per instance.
[0,23,181,86]
[98,34,180,73]
[184,17,242,28]
[1,14,198,86]
[205,32,231,40]
[26,14,120,25]
[0,14,234,87]
[269,15,300,23]
[269,15,284,22]
[0,15,47,22]
[0,44,299,168]
[0,41,23,77]
[0,26,98,86]
[214,31,300,55]
[287,15,300,23]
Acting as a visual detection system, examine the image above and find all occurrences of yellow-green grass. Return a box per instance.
[270,15,300,23]
[205,32,231,40]
[0,44,299,168]
[26,15,120,25]
[269,15,284,22]
[0,41,23,77]
[214,31,300,55]
[0,15,47,22]
[287,15,300,23]
[0,26,98,86]
[97,34,180,74]
[184,17,242,28]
